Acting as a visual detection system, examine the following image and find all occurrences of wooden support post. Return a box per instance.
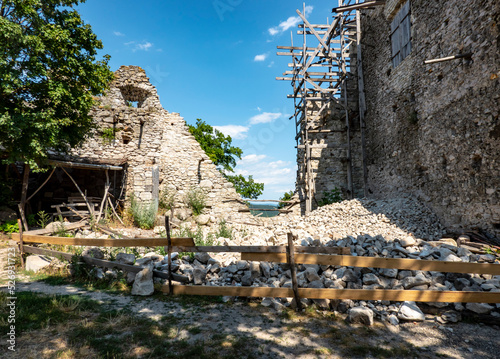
[356,4,368,197]
[60,167,95,223]
[287,233,302,311]
[305,143,312,213]
[17,219,25,269]
[97,169,110,223]
[166,216,173,295]
[18,163,30,232]
[107,197,125,225]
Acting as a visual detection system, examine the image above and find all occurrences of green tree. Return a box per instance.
[277,190,294,209]
[224,174,263,200]
[188,119,264,199]
[0,0,113,170]
[188,118,242,173]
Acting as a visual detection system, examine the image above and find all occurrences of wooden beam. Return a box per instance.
[238,208,291,213]
[12,234,195,247]
[333,1,386,13]
[162,285,500,303]
[172,246,350,255]
[424,53,472,64]
[23,245,189,283]
[47,159,123,171]
[241,253,500,275]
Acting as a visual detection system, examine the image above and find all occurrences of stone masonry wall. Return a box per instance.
[361,0,500,236]
[56,66,247,219]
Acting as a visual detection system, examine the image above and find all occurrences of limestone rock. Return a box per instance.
[348,307,374,326]
[193,267,207,285]
[131,264,155,296]
[196,214,211,225]
[26,255,51,272]
[82,247,105,259]
[398,301,425,322]
[116,253,135,265]
[466,303,494,314]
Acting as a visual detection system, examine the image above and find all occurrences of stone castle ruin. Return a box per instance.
[279,0,499,237]
[44,65,247,221]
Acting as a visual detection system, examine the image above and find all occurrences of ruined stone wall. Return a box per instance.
[58,66,246,219]
[361,0,500,236]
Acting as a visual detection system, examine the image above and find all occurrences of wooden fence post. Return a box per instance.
[287,233,302,311]
[17,219,25,269]
[166,216,173,295]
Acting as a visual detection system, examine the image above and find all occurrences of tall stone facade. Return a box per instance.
[54,66,247,218]
[359,0,499,236]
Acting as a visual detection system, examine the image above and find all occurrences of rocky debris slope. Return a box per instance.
[33,197,500,325]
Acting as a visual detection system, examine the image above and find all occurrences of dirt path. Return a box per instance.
[2,278,500,358]
[1,241,500,358]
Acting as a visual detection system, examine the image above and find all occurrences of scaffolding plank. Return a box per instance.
[241,253,500,275]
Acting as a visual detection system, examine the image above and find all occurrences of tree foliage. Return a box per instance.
[277,190,294,209]
[188,118,242,173]
[188,118,264,199]
[224,174,263,200]
[0,0,113,169]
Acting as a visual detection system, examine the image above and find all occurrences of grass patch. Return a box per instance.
[0,292,99,335]
[3,292,258,359]
[185,187,207,216]
[130,196,156,229]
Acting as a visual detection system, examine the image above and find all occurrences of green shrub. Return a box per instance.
[318,187,343,207]
[277,190,294,209]
[216,220,232,240]
[130,197,156,229]
[185,187,206,216]
[100,127,116,144]
[159,188,176,212]
[37,210,51,228]
[0,220,19,233]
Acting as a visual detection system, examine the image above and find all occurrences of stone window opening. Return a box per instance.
[390,1,412,67]
[119,85,150,108]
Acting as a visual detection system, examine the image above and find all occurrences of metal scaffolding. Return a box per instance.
[277,0,381,214]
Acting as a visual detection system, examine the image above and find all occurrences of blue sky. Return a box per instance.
[77,0,336,199]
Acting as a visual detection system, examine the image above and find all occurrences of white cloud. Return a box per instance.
[249,112,282,125]
[113,31,125,37]
[136,41,153,51]
[239,154,267,164]
[214,125,250,140]
[254,53,268,62]
[235,158,294,189]
[267,61,275,68]
[268,6,313,36]
[125,41,154,52]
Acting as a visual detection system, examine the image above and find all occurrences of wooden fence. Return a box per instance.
[12,226,500,309]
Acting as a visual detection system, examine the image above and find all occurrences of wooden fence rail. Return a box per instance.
[13,225,500,307]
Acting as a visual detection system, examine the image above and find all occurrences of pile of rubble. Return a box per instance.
[30,196,500,325]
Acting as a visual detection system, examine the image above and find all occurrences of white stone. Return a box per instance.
[26,255,51,272]
[348,307,374,326]
[398,301,425,321]
[131,264,155,296]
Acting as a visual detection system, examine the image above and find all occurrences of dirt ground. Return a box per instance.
[1,244,500,358]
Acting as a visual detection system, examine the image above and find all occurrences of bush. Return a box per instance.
[0,220,19,233]
[278,190,294,209]
[130,197,156,229]
[185,187,206,216]
[318,187,343,207]
[216,220,232,240]
[159,188,176,212]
